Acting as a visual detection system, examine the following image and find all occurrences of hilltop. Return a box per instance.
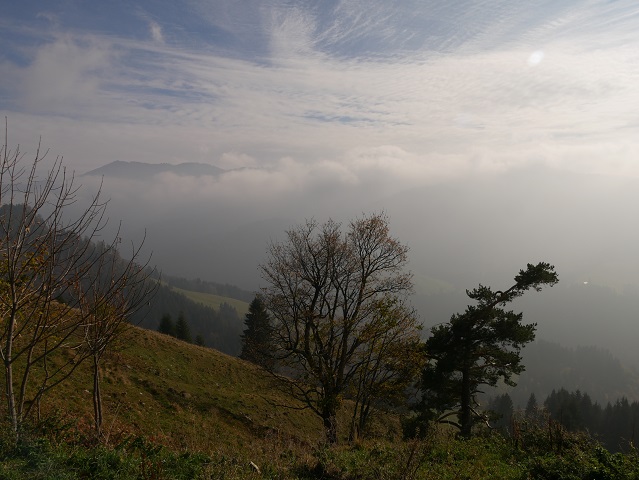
[83,161,225,180]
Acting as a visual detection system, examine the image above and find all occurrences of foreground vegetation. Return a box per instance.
[2,417,639,479]
[1,326,638,479]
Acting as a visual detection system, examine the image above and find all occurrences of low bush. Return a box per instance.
[2,416,639,479]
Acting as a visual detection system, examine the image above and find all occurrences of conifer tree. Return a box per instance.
[240,295,273,368]
[418,262,558,437]
[158,314,176,337]
[175,312,192,343]
[488,393,514,435]
[526,393,539,418]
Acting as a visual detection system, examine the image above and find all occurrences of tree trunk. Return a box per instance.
[348,403,359,442]
[358,401,371,438]
[92,354,103,439]
[17,340,37,423]
[459,360,472,438]
[322,394,339,444]
[323,411,338,444]
[4,358,17,435]
[349,381,364,442]
[4,310,18,436]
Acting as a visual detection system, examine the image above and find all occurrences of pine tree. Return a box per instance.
[158,314,176,337]
[417,262,558,437]
[545,389,584,431]
[526,393,539,418]
[488,393,514,435]
[175,312,192,343]
[240,295,273,368]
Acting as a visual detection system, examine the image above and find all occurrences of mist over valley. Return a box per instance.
[77,160,639,369]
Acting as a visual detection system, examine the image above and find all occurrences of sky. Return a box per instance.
[2,0,639,326]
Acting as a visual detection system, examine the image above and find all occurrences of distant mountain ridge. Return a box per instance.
[83,160,225,179]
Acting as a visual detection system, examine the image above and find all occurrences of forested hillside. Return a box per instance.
[490,389,639,452]
[130,282,244,355]
[513,340,639,406]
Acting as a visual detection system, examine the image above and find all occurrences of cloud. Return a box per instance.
[217,152,258,169]
[2,1,638,179]
[149,20,164,43]
[3,1,639,288]
[12,35,113,116]
[36,11,59,26]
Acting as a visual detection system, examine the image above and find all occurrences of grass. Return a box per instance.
[94,327,324,451]
[3,325,639,479]
[3,419,638,479]
[7,325,359,451]
[171,287,250,315]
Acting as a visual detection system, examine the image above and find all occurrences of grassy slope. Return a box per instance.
[7,325,639,479]
[171,286,250,315]
[42,325,355,455]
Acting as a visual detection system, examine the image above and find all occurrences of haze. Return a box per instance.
[2,2,639,362]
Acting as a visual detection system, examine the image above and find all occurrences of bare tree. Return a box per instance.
[0,122,155,436]
[73,235,157,440]
[260,213,413,443]
[348,298,424,441]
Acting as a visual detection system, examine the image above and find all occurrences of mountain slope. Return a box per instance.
[512,340,639,407]
[83,161,225,179]
[9,324,639,479]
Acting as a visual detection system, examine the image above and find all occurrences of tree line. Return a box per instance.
[138,283,242,355]
[157,312,202,345]
[511,340,636,408]
[488,389,639,453]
